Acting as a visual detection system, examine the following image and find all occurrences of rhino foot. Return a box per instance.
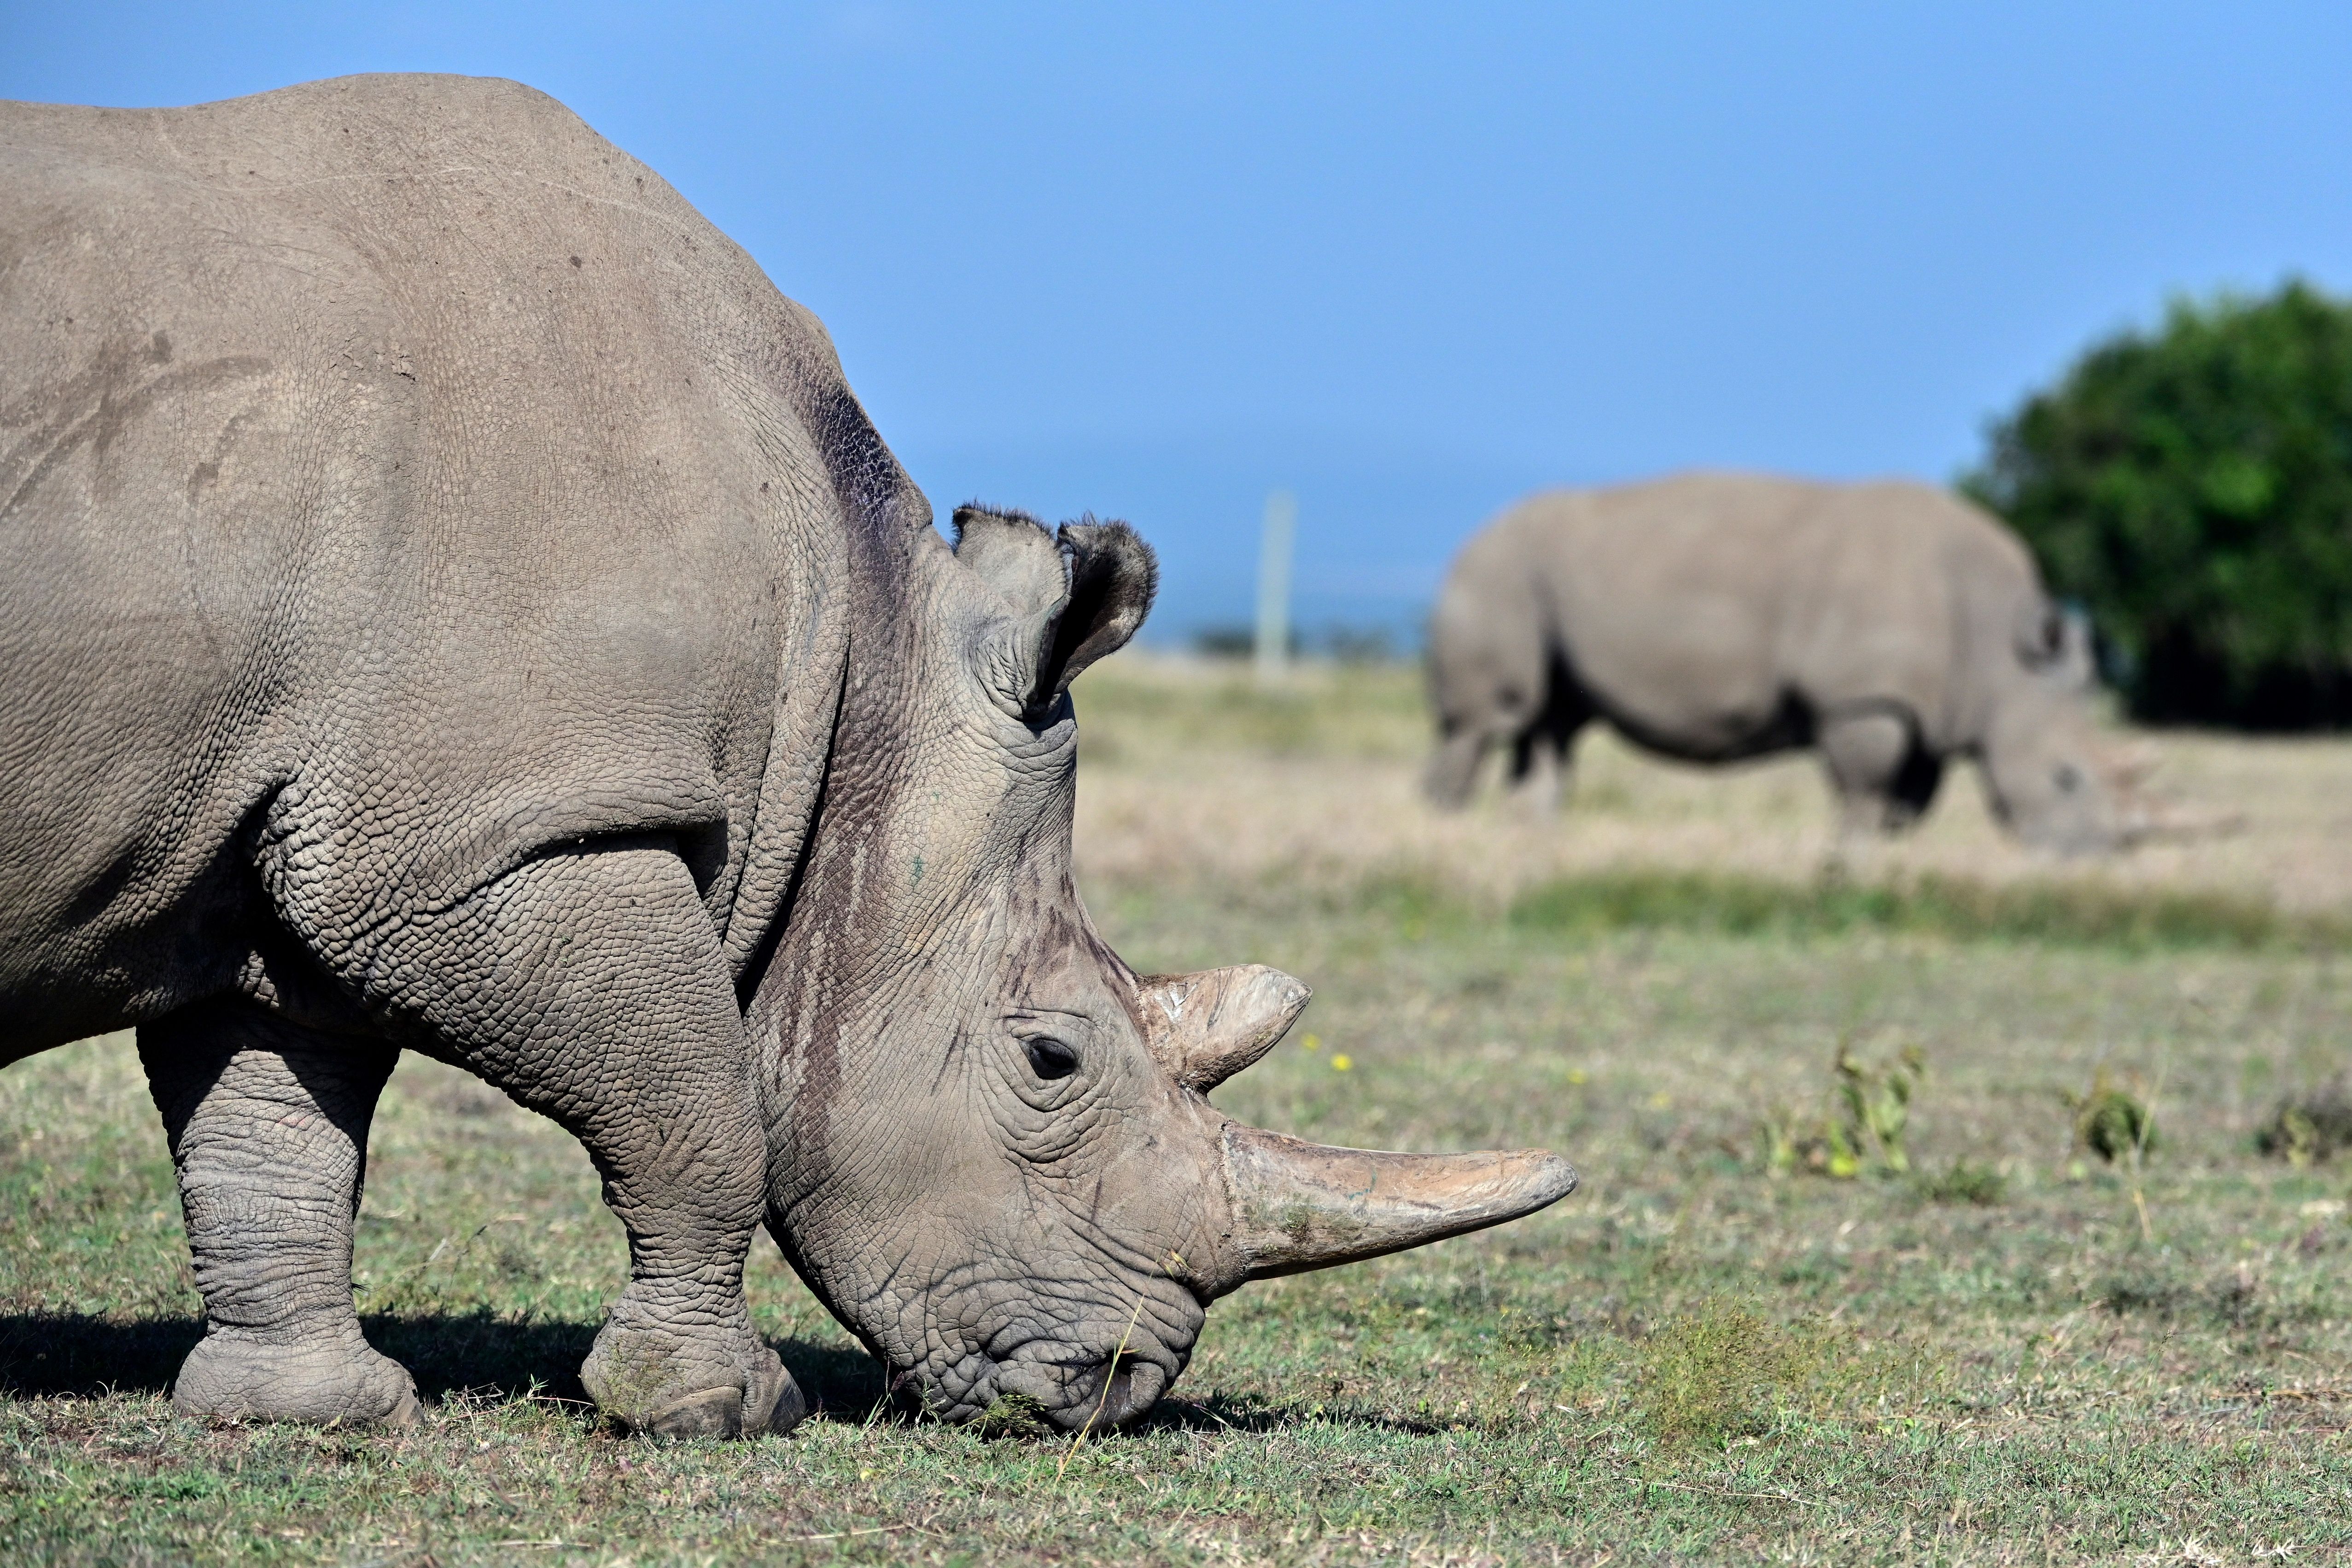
[633,1365,808,1440]
[580,1304,801,1440]
[171,1329,422,1429]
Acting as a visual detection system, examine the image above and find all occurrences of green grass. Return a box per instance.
[10,897,2352,1563]
[1506,868,2335,951]
[9,659,2352,1562]
[1284,864,2335,953]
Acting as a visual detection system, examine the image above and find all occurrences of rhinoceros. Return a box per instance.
[0,75,1574,1439]
[1424,472,2143,853]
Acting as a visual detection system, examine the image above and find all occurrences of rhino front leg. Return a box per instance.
[139,1006,420,1428]
[1818,709,1945,851]
[335,839,800,1440]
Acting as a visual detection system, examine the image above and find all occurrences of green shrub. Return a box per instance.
[1759,1042,1927,1181]
[2070,1072,2158,1164]
[1963,280,2352,728]
[1834,1042,1924,1176]
[1919,1159,2008,1206]
[2255,1077,2352,1165]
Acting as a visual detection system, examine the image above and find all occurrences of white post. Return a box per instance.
[1254,488,1296,683]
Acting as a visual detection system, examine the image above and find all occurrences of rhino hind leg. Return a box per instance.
[139,1006,420,1429]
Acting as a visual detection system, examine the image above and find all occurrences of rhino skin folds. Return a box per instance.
[0,74,1576,1440]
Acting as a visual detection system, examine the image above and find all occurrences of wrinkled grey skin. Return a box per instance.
[1426,473,2138,854]
[1,75,1573,1440]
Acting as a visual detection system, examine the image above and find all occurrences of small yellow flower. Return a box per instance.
[1301,1032,1322,1052]
[1649,1091,1671,1109]
[1566,1067,1588,1085]
[1331,1054,1354,1072]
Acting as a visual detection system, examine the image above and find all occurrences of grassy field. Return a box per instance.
[1071,656,2352,914]
[7,657,2352,1564]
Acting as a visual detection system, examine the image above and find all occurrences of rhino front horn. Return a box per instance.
[1139,965,1311,1092]
[1216,1125,1577,1282]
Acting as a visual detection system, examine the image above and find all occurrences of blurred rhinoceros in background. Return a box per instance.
[1424,472,2152,853]
[0,74,1576,1441]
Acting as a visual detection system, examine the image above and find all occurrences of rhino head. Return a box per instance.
[750,505,1574,1429]
[1979,696,2130,854]
[1978,601,2140,855]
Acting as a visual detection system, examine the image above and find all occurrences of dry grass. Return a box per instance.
[1072,653,2352,915]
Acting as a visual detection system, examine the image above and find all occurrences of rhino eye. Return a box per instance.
[1024,1037,1081,1081]
[2054,764,2083,794]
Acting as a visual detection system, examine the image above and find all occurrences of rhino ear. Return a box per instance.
[2013,600,2095,688]
[1046,516,1156,697]
[953,504,1071,719]
[952,504,1068,617]
[2012,600,2062,667]
[952,505,1156,718]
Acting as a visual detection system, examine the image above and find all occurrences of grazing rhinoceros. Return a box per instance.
[1424,472,2145,853]
[0,75,1574,1439]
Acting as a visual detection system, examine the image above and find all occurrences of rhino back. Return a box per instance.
[1789,481,2050,747]
[0,76,874,1046]
[1515,474,1819,756]
[1513,473,2014,757]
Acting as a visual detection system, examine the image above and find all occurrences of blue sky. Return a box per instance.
[11,4,2350,642]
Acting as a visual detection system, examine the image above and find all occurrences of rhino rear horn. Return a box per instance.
[1138,965,1311,1092]
[1218,1125,1576,1282]
[2120,797,2247,843]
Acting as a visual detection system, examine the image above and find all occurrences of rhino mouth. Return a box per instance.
[993,1335,1180,1430]
[898,1332,1182,1432]
[1049,1350,1167,1432]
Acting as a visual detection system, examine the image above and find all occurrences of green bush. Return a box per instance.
[2070,1072,2158,1164]
[2255,1077,2352,1166]
[1918,1159,2008,1207]
[1963,280,2352,728]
